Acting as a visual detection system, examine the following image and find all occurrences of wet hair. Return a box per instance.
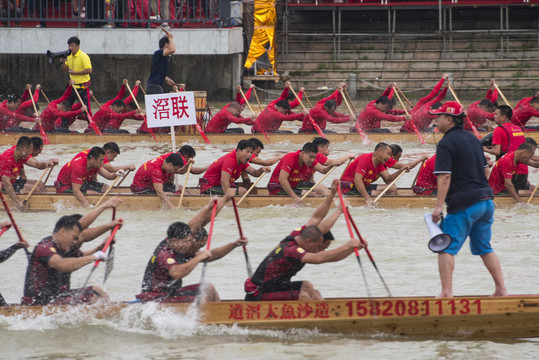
[7,94,21,104]
[103,142,120,154]
[301,142,318,154]
[479,99,494,109]
[194,228,208,242]
[324,99,337,110]
[111,100,125,108]
[497,105,512,120]
[16,136,31,148]
[389,144,402,157]
[275,100,291,111]
[237,139,255,151]
[287,92,296,101]
[67,36,80,46]
[30,137,44,149]
[530,97,539,105]
[431,102,442,110]
[167,222,192,240]
[159,36,170,49]
[165,153,183,167]
[227,101,241,111]
[88,146,105,160]
[59,101,72,109]
[375,96,391,105]
[248,138,264,150]
[518,142,534,153]
[312,137,330,148]
[53,215,82,233]
[374,142,390,152]
[179,145,196,158]
[299,225,323,242]
[525,137,537,148]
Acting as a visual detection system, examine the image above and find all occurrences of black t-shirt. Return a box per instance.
[147,49,170,87]
[434,125,493,213]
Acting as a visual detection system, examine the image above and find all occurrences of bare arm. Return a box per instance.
[208,238,247,262]
[97,167,117,181]
[306,179,338,227]
[250,155,283,167]
[244,165,271,177]
[353,173,374,205]
[483,144,501,156]
[47,253,97,273]
[301,238,362,264]
[154,182,177,209]
[279,169,301,203]
[2,176,23,209]
[25,157,58,170]
[432,173,451,223]
[188,189,235,232]
[504,178,523,203]
[168,250,210,280]
[72,182,91,207]
[220,171,232,192]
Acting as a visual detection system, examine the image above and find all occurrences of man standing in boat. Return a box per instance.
[130,153,184,209]
[0,136,59,210]
[54,147,119,207]
[339,142,409,207]
[60,36,93,116]
[267,142,332,204]
[199,140,271,196]
[136,191,247,303]
[430,101,508,298]
[245,181,364,301]
[21,212,121,306]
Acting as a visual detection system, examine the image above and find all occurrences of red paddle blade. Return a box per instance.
[354,121,370,144]
[87,112,103,136]
[38,123,50,145]
[307,115,326,139]
[141,114,158,142]
[196,123,211,144]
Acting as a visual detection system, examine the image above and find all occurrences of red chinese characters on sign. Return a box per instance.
[152,96,191,121]
[228,302,334,321]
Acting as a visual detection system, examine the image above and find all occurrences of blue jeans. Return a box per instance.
[441,199,495,256]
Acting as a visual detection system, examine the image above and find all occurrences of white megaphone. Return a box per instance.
[423,212,452,253]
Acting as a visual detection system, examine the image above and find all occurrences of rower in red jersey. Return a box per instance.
[0,136,58,210]
[383,144,429,171]
[401,74,449,133]
[35,81,85,133]
[267,142,332,204]
[5,84,41,132]
[511,91,539,130]
[300,83,353,134]
[130,153,184,209]
[354,94,410,133]
[205,102,255,134]
[340,142,410,207]
[54,147,118,207]
[465,82,497,131]
[252,100,307,134]
[0,94,37,132]
[199,139,270,196]
[72,142,136,175]
[302,137,355,183]
[488,143,536,204]
[412,154,437,195]
[222,84,254,113]
[483,105,525,161]
[244,181,364,301]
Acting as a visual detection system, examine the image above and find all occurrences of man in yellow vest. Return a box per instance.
[60,36,93,116]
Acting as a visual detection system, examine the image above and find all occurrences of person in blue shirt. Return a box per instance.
[146,28,177,95]
[430,101,508,298]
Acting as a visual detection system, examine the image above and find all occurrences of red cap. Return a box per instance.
[429,101,464,116]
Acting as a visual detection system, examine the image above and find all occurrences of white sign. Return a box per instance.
[145,92,197,128]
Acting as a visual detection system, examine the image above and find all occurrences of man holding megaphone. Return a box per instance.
[429,101,508,299]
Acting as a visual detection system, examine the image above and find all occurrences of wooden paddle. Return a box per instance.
[116,169,131,187]
[347,210,392,297]
[40,89,50,104]
[71,84,102,135]
[231,197,252,277]
[373,170,407,205]
[344,88,358,115]
[195,200,218,307]
[125,83,158,143]
[336,184,371,298]
[91,94,102,109]
[178,162,192,207]
[103,208,116,284]
[447,82,481,139]
[340,88,369,144]
[395,85,413,108]
[81,220,122,289]
[393,87,426,145]
[240,88,270,143]
[0,190,31,259]
[303,91,313,110]
[493,83,512,107]
[23,167,51,206]
[28,87,50,145]
[527,180,539,205]
[95,175,121,207]
[237,172,267,206]
[300,166,337,201]
[252,88,264,113]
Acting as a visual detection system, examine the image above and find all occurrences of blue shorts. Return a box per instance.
[441,199,495,256]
